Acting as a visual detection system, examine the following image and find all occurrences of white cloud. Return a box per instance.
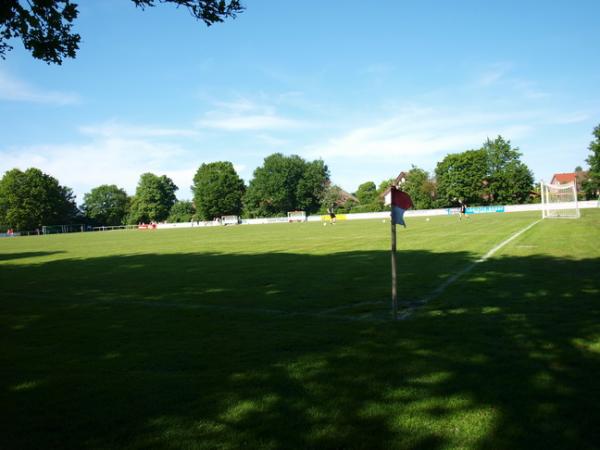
[255,134,289,147]
[196,96,306,131]
[476,62,513,87]
[0,137,191,202]
[79,120,199,138]
[197,114,303,131]
[475,63,550,99]
[551,112,590,125]
[0,69,80,105]
[306,107,536,160]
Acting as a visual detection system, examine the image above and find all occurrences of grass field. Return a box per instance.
[1,210,600,449]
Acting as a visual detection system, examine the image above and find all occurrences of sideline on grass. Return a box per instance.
[397,219,542,320]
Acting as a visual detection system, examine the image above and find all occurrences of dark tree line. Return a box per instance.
[435,136,534,207]
[334,136,536,214]
[3,130,597,231]
[0,153,329,230]
[0,168,78,231]
[582,124,600,199]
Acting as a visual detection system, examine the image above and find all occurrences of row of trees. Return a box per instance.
[319,131,599,214]
[0,153,329,230]
[582,124,600,199]
[326,136,535,213]
[2,129,599,231]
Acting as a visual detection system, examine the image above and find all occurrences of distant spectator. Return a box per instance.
[459,200,469,220]
[327,205,337,224]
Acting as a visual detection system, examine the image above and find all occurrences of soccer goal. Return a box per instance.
[220,215,240,225]
[540,181,580,219]
[41,224,86,234]
[287,211,307,222]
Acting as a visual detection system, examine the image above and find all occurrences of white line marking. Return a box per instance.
[4,220,542,324]
[398,219,542,320]
[3,290,386,323]
[476,219,541,262]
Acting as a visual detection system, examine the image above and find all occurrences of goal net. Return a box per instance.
[287,211,307,222]
[220,215,240,225]
[540,181,580,219]
[42,224,87,234]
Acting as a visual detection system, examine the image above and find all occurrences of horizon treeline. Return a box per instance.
[2,132,599,231]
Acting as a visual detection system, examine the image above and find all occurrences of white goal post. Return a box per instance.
[287,211,307,222]
[540,180,580,219]
[220,215,240,225]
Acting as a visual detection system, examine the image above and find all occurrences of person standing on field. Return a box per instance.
[327,205,337,224]
[459,200,468,220]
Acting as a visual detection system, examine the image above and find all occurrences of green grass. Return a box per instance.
[1,210,599,449]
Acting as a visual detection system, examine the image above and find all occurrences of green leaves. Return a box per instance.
[435,149,488,206]
[168,200,195,223]
[1,0,243,64]
[81,184,129,226]
[482,136,534,205]
[128,173,178,224]
[0,167,78,230]
[355,182,377,205]
[243,153,329,217]
[402,166,436,210]
[435,136,534,207]
[192,161,245,221]
[0,0,80,64]
[583,124,600,199]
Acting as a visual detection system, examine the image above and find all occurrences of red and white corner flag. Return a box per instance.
[391,186,413,227]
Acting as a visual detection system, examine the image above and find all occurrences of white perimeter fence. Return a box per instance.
[152,200,599,231]
[4,200,596,237]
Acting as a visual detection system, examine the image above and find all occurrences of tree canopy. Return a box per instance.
[192,161,245,220]
[0,167,78,230]
[355,181,377,205]
[128,173,178,223]
[81,184,130,226]
[435,136,534,207]
[0,0,244,64]
[402,166,436,210]
[168,200,195,223]
[482,136,534,204]
[435,149,488,206]
[244,153,329,217]
[583,124,600,199]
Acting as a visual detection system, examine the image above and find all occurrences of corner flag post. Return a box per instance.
[391,219,398,320]
[389,184,413,320]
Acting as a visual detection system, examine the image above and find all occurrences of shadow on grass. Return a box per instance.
[0,250,64,262]
[1,250,599,449]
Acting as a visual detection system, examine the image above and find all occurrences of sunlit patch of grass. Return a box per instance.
[10,380,42,392]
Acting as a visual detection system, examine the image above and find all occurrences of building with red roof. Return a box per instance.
[550,171,588,191]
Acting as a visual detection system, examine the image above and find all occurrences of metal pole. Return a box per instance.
[391,220,397,320]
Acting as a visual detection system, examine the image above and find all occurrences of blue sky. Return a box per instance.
[1,0,599,202]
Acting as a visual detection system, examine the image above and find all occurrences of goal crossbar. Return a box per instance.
[540,181,580,219]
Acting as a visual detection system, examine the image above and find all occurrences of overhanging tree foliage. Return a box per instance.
[192,161,245,220]
[244,153,329,217]
[128,173,178,223]
[0,167,78,230]
[0,0,244,64]
[81,184,130,226]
